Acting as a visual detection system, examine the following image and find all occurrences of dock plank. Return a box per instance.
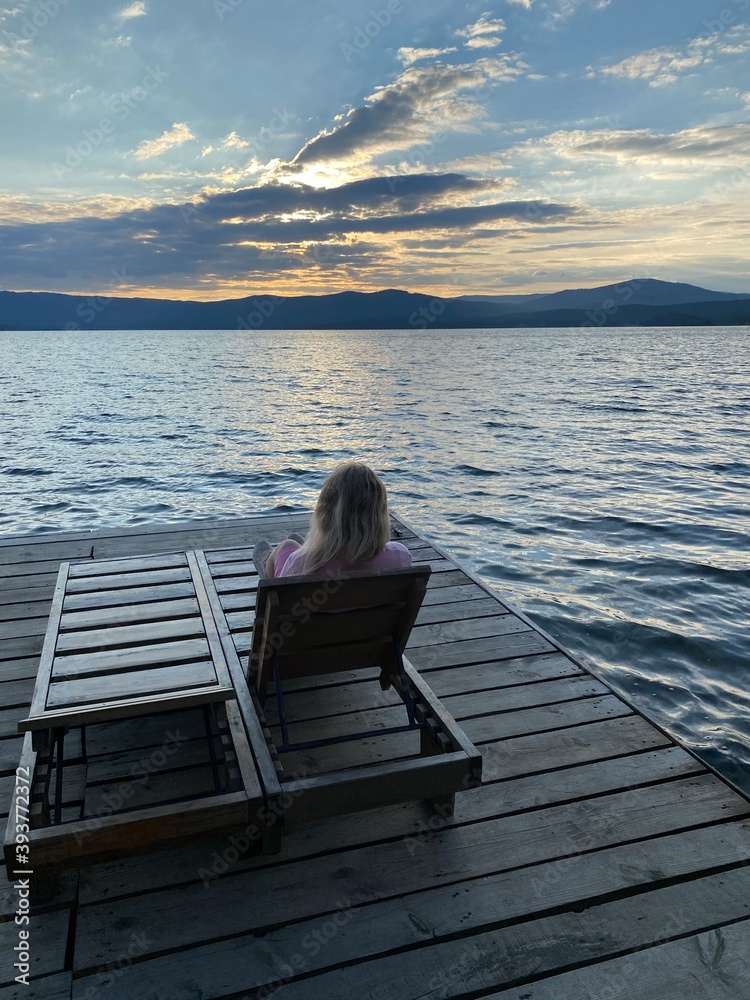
[74,713,679,902]
[266,675,609,745]
[484,917,750,1000]
[0,908,70,986]
[0,573,59,594]
[278,693,633,775]
[0,510,748,1000]
[0,677,34,707]
[0,973,72,1000]
[0,736,23,773]
[262,654,584,722]
[407,630,556,666]
[0,634,44,661]
[245,869,750,1000]
[72,773,750,967]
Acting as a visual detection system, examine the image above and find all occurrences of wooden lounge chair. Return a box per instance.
[194,551,483,840]
[4,551,266,900]
[5,544,482,899]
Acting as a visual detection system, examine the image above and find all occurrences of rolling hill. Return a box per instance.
[1,280,748,331]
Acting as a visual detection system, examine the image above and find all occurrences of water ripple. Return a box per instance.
[1,325,748,794]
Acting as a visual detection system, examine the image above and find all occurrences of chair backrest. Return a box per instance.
[249,566,431,700]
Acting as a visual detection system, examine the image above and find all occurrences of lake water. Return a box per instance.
[2,327,749,793]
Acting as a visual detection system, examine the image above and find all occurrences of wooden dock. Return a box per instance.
[1,511,749,999]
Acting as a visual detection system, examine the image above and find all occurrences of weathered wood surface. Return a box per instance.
[20,553,241,740]
[1,511,749,1000]
[0,908,69,982]
[0,973,72,1000]
[482,916,750,1000]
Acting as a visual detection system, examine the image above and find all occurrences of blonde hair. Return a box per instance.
[297,462,391,574]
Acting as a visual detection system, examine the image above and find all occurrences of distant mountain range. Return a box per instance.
[1,279,748,331]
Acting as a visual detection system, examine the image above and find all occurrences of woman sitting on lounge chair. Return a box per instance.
[253,461,412,579]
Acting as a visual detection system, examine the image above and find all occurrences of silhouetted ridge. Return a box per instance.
[1,280,747,331]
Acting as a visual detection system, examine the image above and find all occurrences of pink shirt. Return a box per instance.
[274,540,412,578]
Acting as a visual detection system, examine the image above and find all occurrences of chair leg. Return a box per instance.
[392,638,417,726]
[261,821,283,855]
[272,653,290,750]
[427,793,455,819]
[419,724,455,817]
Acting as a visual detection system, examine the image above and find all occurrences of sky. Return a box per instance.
[0,0,748,299]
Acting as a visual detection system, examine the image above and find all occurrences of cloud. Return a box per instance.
[507,237,653,254]
[456,13,506,49]
[529,123,750,172]
[543,0,612,29]
[592,23,750,87]
[397,46,458,65]
[440,151,511,174]
[507,0,534,7]
[0,192,157,225]
[0,174,574,292]
[0,20,30,73]
[291,56,525,169]
[133,123,196,160]
[222,131,249,149]
[201,173,515,222]
[118,1,147,19]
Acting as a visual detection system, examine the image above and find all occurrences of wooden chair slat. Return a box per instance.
[272,641,396,681]
[46,661,219,710]
[63,581,195,611]
[267,605,406,654]
[52,638,211,679]
[55,616,206,653]
[68,552,188,578]
[65,567,192,593]
[252,567,431,699]
[59,597,200,631]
